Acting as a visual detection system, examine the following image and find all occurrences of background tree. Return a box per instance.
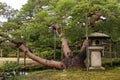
[0,2,19,57]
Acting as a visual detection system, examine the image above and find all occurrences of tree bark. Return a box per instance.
[63,40,88,68]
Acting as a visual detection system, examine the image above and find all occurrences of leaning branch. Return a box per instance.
[0,34,65,69]
[12,40,65,69]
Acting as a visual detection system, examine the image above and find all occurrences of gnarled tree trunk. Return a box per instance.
[49,23,88,69]
[0,23,89,69]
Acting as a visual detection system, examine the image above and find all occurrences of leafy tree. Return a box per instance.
[1,0,120,69]
[70,0,120,40]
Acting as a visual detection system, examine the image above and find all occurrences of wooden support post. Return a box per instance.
[17,49,20,64]
[24,52,27,66]
[0,49,3,57]
[54,30,56,60]
[85,12,89,71]
[110,40,112,66]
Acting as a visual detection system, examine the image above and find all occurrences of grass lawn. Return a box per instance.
[11,67,120,80]
[7,58,120,80]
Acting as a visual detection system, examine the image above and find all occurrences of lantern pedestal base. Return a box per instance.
[89,66,105,70]
[88,46,105,70]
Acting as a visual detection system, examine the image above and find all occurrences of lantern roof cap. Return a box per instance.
[88,32,110,39]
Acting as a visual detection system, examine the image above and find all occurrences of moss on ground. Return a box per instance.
[14,67,120,80]
[6,59,120,80]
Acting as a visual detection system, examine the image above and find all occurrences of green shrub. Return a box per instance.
[1,61,22,72]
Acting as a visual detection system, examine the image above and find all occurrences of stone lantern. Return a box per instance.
[87,32,110,70]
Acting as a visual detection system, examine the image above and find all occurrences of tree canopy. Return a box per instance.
[0,0,120,57]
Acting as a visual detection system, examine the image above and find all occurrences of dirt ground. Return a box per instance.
[0,57,38,66]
